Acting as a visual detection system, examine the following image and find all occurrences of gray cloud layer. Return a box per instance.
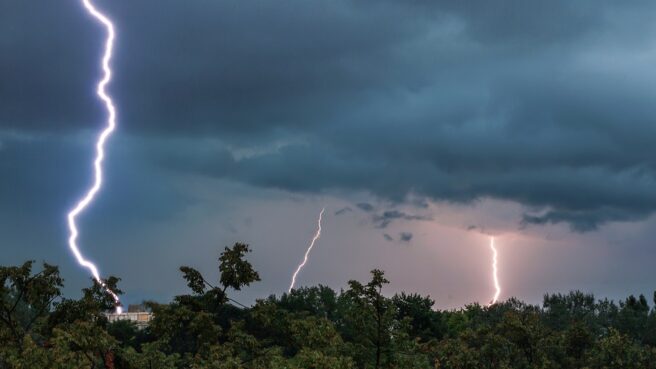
[3,0,656,231]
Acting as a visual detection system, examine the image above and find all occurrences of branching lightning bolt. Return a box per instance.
[489,236,501,305]
[289,208,325,292]
[67,0,122,313]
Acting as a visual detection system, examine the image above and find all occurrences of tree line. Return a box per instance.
[2,242,656,368]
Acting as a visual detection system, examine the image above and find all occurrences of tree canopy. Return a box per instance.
[2,242,656,368]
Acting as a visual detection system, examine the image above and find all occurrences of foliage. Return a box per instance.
[2,243,656,368]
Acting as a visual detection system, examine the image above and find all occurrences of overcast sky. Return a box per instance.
[2,0,656,309]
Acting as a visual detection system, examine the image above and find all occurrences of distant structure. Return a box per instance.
[105,304,152,329]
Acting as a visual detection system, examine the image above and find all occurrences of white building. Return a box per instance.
[105,304,153,329]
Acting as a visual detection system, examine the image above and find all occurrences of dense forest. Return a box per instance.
[2,243,656,369]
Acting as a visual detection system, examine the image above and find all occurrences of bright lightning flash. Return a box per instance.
[288,208,325,292]
[489,236,501,305]
[67,0,121,313]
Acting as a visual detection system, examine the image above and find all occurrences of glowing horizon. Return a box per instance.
[288,208,325,292]
[67,0,121,313]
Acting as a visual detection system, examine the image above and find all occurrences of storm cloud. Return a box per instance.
[3,0,656,231]
[399,232,413,243]
[372,211,432,229]
[356,203,375,213]
[334,207,353,216]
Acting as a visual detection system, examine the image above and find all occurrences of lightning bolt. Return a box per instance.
[489,236,501,305]
[67,0,121,313]
[289,208,325,292]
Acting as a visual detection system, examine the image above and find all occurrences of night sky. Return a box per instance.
[2,0,656,309]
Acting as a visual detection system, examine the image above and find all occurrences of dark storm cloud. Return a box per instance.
[0,2,103,131]
[356,203,375,212]
[521,207,650,233]
[372,211,432,229]
[4,0,656,231]
[0,133,188,231]
[334,207,352,216]
[399,232,413,243]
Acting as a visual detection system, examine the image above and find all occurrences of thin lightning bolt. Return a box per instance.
[67,0,122,313]
[489,236,501,305]
[289,208,325,292]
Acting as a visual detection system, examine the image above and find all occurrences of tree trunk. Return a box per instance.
[104,351,115,369]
